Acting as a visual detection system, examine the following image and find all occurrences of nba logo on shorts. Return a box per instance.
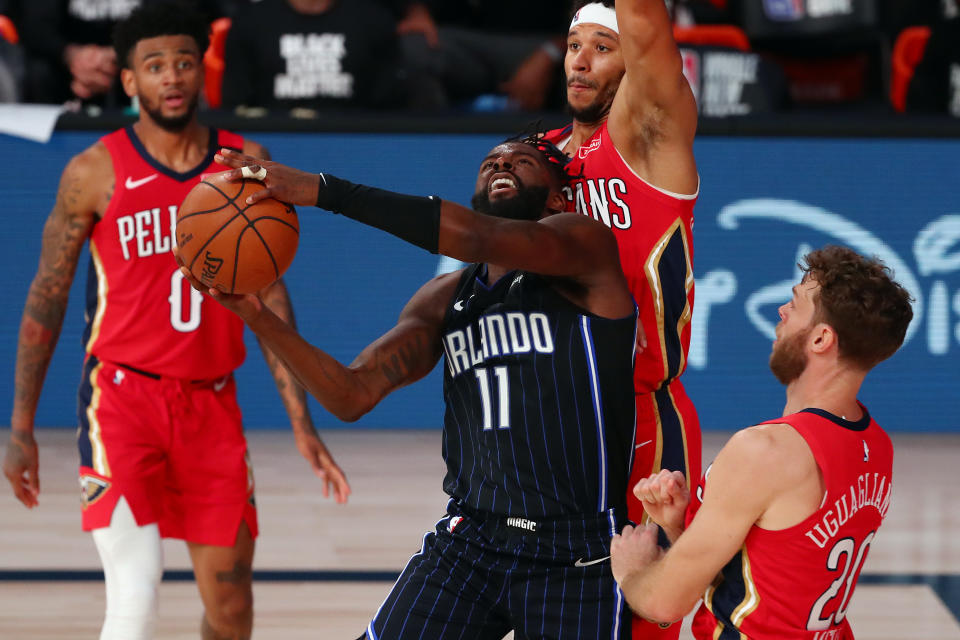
[763,0,805,20]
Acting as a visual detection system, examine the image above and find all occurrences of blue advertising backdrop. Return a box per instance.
[1,131,957,432]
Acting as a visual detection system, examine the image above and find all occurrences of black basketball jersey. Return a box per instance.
[440,263,638,519]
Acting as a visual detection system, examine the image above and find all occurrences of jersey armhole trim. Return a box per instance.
[611,141,700,200]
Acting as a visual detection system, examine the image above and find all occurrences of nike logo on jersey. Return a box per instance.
[453,295,474,312]
[574,555,610,567]
[213,377,228,392]
[635,439,653,450]
[125,174,158,190]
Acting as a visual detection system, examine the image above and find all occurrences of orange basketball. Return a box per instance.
[175,172,299,294]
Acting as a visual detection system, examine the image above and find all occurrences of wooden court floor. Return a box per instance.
[1,428,959,639]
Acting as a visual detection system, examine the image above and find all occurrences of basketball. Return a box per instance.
[175,172,299,294]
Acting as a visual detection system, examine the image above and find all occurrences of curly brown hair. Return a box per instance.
[801,246,914,370]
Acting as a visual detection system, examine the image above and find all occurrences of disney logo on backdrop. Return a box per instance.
[690,199,960,369]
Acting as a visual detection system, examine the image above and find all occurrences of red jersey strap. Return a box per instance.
[759,407,873,489]
[217,128,244,153]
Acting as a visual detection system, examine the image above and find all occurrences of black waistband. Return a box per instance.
[451,500,625,538]
[115,362,225,385]
[116,362,162,380]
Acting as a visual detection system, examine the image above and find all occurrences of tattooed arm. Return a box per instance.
[256,277,351,503]
[180,267,453,424]
[4,145,106,508]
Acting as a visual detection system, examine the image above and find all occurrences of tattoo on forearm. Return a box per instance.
[13,173,92,419]
[257,283,315,429]
[380,332,427,386]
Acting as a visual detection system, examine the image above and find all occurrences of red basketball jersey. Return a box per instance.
[689,407,894,640]
[83,126,246,379]
[544,123,698,394]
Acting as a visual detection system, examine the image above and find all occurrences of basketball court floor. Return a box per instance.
[1,428,958,639]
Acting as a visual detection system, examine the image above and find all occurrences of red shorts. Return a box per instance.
[77,356,257,546]
[629,378,702,639]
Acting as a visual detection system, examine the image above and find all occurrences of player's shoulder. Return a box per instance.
[724,423,817,484]
[62,140,113,192]
[397,269,464,328]
[418,269,464,303]
[240,138,268,159]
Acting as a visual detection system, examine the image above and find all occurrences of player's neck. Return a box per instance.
[781,364,866,421]
[565,116,607,155]
[485,264,513,286]
[132,118,209,173]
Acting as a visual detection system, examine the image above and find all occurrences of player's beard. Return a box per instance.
[769,326,811,385]
[566,74,620,124]
[140,92,199,133]
[471,184,549,221]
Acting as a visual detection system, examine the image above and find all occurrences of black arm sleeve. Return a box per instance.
[316,173,441,254]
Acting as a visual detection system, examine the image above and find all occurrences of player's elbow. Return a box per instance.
[625,589,692,626]
[333,403,371,423]
[326,395,375,423]
[326,383,380,423]
[631,598,688,626]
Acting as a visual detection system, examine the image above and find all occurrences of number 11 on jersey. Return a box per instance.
[475,366,510,430]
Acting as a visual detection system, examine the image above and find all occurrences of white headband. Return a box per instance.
[570,3,619,34]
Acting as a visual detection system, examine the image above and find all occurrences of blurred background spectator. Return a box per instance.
[396,0,568,111]
[19,0,226,105]
[2,0,960,116]
[221,0,408,113]
[906,16,960,116]
[0,0,24,102]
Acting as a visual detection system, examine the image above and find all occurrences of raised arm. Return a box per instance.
[181,267,454,423]
[607,0,698,193]
[4,146,104,507]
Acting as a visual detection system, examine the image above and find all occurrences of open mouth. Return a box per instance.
[489,174,519,196]
[163,92,185,108]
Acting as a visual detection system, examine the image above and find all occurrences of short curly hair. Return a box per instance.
[801,245,914,370]
[113,1,210,69]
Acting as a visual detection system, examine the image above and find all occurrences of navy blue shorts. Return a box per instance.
[366,501,631,640]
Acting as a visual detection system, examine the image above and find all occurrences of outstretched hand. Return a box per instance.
[215,148,321,208]
[634,469,689,535]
